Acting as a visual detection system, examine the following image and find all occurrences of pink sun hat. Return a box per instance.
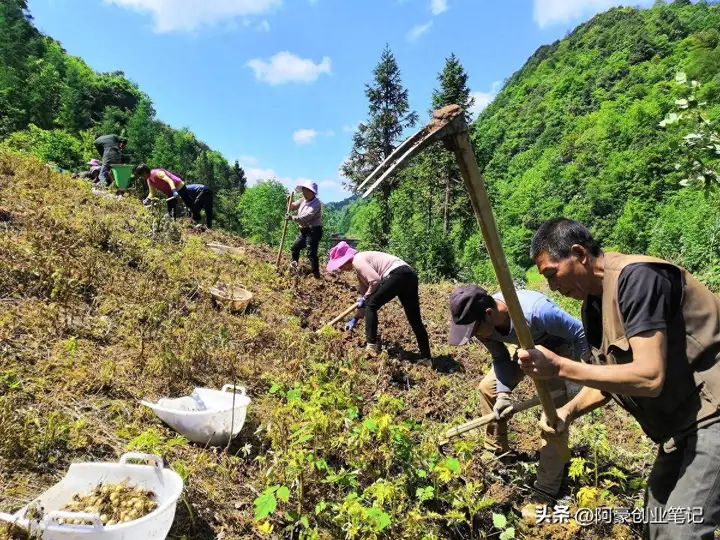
[87,159,101,166]
[327,241,357,272]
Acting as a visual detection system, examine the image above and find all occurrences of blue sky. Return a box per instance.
[29,0,653,201]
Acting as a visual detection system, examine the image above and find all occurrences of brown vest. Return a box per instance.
[581,252,720,444]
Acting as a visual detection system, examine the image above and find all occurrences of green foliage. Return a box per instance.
[0,0,241,221]
[238,180,290,246]
[470,1,720,279]
[659,71,720,188]
[341,45,419,245]
[1,124,82,169]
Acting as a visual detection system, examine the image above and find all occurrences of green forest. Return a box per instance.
[332,0,720,288]
[2,0,720,287]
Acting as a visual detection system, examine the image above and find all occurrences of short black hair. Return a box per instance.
[474,290,498,323]
[133,163,151,176]
[530,218,602,261]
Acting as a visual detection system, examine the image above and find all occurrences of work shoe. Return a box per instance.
[366,343,380,358]
[289,261,299,273]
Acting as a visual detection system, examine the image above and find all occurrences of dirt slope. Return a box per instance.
[0,153,653,539]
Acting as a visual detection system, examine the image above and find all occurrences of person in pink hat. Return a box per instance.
[327,242,432,365]
[287,180,323,279]
[72,159,102,182]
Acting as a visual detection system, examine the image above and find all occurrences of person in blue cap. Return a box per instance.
[449,284,588,512]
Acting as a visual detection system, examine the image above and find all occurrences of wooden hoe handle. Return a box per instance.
[316,304,358,334]
[276,191,295,268]
[450,131,559,428]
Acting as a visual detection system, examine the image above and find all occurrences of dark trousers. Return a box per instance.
[167,186,194,220]
[192,189,214,229]
[98,164,113,187]
[643,421,720,539]
[365,266,431,358]
[291,227,323,277]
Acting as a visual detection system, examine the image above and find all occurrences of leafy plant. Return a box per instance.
[493,512,516,540]
[659,72,720,189]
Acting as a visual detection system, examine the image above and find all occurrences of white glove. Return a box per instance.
[493,393,514,421]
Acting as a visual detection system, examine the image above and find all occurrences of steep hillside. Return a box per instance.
[472,1,720,274]
[0,153,655,539]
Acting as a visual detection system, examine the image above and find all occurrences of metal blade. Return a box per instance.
[355,126,429,192]
[359,105,467,199]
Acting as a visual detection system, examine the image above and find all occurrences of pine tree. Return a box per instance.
[150,130,176,170]
[431,53,475,123]
[126,97,157,164]
[341,45,418,245]
[232,161,247,193]
[56,60,92,133]
[193,151,214,188]
[430,53,475,234]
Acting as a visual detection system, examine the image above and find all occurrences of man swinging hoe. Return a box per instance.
[355,104,573,517]
[347,104,720,536]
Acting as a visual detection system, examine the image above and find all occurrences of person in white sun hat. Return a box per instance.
[286,180,323,279]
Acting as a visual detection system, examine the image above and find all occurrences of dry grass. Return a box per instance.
[0,152,654,539]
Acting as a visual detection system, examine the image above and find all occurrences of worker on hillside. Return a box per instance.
[449,285,587,508]
[94,133,127,188]
[185,184,214,230]
[326,241,432,365]
[519,217,720,538]
[287,180,323,279]
[72,159,102,182]
[133,164,195,220]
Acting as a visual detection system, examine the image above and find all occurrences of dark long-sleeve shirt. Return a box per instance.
[94,134,123,166]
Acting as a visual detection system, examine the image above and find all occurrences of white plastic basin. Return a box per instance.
[0,453,184,540]
[142,385,251,447]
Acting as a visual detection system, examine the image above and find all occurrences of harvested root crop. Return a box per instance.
[56,481,158,527]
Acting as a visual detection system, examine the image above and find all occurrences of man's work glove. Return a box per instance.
[493,392,514,421]
[539,407,571,462]
[356,297,366,308]
[345,317,358,331]
[285,213,293,221]
[539,407,570,437]
[142,197,152,206]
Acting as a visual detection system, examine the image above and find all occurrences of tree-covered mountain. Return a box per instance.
[470,0,720,283]
[331,1,719,287]
[0,0,245,226]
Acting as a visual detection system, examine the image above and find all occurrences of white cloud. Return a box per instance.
[293,129,319,145]
[246,52,332,85]
[533,0,654,27]
[256,20,270,31]
[239,155,259,166]
[342,124,357,133]
[470,81,502,118]
[106,0,281,33]
[292,129,334,145]
[431,0,448,15]
[406,21,432,42]
[244,167,290,185]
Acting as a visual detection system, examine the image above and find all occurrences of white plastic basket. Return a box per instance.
[0,452,184,539]
[142,385,251,447]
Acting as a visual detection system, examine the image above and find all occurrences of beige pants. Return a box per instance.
[478,345,573,496]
